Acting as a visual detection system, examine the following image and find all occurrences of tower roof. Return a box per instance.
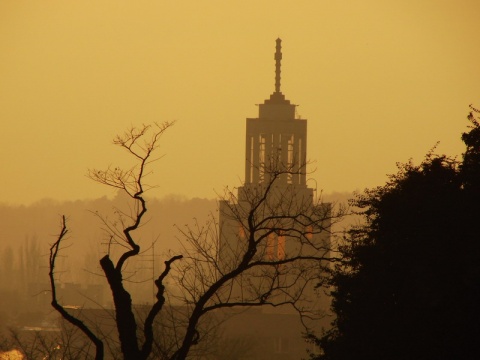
[258,39,296,119]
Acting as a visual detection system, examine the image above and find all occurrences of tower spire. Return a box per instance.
[274,38,282,93]
[263,38,291,105]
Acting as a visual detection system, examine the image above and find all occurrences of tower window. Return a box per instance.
[265,233,286,261]
[238,223,246,239]
[305,225,313,240]
[259,134,266,183]
[298,138,303,184]
[276,133,282,169]
[249,136,254,183]
[277,233,286,260]
[266,233,275,260]
[287,134,294,184]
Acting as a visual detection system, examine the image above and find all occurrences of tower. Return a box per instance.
[214,40,331,358]
[218,39,330,309]
[244,38,308,191]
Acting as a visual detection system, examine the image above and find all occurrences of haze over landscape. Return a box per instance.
[2,2,480,359]
[2,1,480,206]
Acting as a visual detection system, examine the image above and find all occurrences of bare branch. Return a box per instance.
[140,254,183,358]
[168,162,342,359]
[49,216,104,360]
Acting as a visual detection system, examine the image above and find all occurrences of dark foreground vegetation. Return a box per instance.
[310,105,480,359]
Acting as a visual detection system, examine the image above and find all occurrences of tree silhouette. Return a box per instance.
[311,106,480,360]
[49,122,340,360]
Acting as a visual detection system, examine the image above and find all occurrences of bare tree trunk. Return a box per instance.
[100,255,140,360]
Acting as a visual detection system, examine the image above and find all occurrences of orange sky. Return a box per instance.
[1,1,480,206]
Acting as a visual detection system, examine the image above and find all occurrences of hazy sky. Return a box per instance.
[1,1,480,206]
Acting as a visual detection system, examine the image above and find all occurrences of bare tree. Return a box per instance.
[9,317,96,360]
[49,123,342,360]
[168,163,340,359]
[50,122,179,360]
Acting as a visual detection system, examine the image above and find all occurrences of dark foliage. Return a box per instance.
[312,106,480,360]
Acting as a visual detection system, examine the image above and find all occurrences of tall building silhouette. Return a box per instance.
[218,38,330,309]
[215,38,331,359]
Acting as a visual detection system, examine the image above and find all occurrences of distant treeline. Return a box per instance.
[0,191,353,320]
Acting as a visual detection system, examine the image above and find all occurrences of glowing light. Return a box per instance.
[0,349,25,360]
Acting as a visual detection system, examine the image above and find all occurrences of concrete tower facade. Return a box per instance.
[244,39,307,189]
[218,39,330,306]
[215,40,331,359]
